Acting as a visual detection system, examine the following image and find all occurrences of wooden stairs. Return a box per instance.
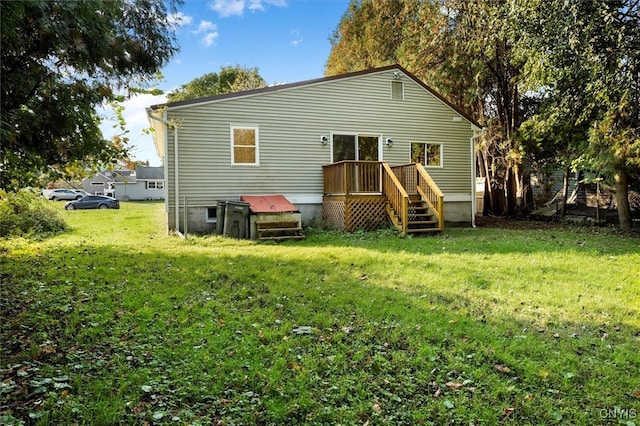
[322,161,445,235]
[387,196,441,234]
[256,219,305,241]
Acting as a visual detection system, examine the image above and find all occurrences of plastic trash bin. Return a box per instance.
[223,201,250,239]
[216,201,227,235]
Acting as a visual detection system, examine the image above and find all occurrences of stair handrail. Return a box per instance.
[381,162,410,233]
[414,163,445,230]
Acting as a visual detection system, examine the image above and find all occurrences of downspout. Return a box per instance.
[147,110,180,235]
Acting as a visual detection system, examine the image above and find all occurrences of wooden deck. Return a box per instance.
[322,161,444,234]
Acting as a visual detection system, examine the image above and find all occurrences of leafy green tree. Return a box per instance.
[519,0,639,229]
[327,0,535,215]
[326,1,416,74]
[1,0,181,191]
[166,66,267,102]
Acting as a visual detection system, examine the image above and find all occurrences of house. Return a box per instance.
[147,65,482,235]
[82,166,165,201]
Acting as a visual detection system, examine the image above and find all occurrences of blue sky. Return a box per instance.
[101,0,349,166]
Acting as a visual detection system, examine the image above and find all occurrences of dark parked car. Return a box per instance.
[64,195,120,210]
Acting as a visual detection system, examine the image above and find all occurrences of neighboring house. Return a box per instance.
[82,166,165,201]
[130,166,165,200]
[147,65,482,234]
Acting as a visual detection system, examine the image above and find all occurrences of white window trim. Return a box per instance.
[425,143,443,168]
[230,125,260,166]
[205,207,217,223]
[147,180,164,190]
[330,132,382,162]
[411,142,444,168]
[391,80,404,100]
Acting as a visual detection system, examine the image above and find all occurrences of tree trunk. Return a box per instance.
[614,170,633,230]
[560,166,570,217]
[503,169,510,215]
[478,149,497,214]
[514,164,525,212]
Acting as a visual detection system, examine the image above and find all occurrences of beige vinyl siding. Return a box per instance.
[164,68,474,213]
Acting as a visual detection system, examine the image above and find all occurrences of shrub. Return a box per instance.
[0,190,67,237]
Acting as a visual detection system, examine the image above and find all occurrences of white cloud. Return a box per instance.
[210,0,245,17]
[193,20,219,47]
[201,32,219,47]
[167,11,193,27]
[195,20,217,33]
[253,0,287,12]
[209,0,286,17]
[290,29,303,46]
[98,93,168,166]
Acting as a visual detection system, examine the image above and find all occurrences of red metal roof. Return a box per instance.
[240,195,300,214]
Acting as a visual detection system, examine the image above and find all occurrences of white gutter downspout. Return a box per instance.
[147,110,179,234]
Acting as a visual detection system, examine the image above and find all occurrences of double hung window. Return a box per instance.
[231,126,259,165]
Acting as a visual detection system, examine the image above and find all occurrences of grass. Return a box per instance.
[1,201,639,425]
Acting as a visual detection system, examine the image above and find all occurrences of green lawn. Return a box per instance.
[1,201,639,425]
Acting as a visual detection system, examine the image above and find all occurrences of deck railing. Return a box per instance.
[416,164,445,230]
[323,161,444,233]
[382,163,410,233]
[392,163,444,230]
[322,161,383,195]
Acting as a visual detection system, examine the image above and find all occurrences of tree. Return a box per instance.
[327,0,536,215]
[520,0,640,229]
[166,66,267,102]
[326,1,416,75]
[1,0,181,191]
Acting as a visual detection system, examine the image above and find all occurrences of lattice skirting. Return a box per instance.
[323,195,389,232]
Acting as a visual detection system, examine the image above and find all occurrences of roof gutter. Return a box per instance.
[146,109,180,235]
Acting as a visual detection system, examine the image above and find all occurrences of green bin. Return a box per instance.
[216,201,227,235]
[223,201,250,239]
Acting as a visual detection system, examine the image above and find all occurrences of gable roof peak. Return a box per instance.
[150,64,480,128]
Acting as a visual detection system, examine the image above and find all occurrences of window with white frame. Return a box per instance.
[231,126,259,165]
[205,207,217,223]
[332,133,380,163]
[391,81,404,100]
[147,181,164,190]
[411,142,443,167]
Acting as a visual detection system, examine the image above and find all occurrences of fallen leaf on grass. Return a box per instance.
[445,381,464,390]
[359,274,368,280]
[133,401,149,414]
[494,364,512,374]
[430,381,441,397]
[502,407,515,421]
[287,362,304,371]
[633,390,640,399]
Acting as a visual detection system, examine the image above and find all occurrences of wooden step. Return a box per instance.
[409,220,438,226]
[406,227,442,234]
[256,220,304,240]
[259,235,306,241]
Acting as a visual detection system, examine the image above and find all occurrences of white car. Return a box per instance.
[46,189,83,201]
